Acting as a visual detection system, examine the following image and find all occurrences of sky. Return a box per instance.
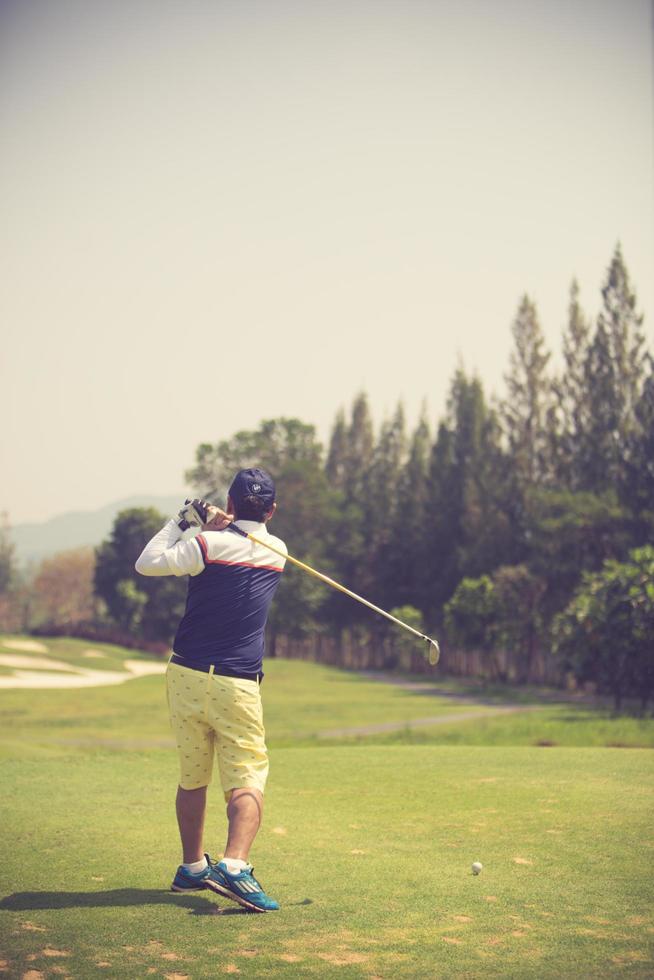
[1,0,652,525]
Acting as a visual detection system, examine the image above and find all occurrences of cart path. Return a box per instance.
[317,704,539,738]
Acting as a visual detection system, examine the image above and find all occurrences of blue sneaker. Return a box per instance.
[170,853,216,892]
[205,860,280,912]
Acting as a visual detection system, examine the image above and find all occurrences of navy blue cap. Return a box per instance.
[228,468,276,510]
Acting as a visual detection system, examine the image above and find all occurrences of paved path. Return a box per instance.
[317,670,545,738]
[318,704,538,739]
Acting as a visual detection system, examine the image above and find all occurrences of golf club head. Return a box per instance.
[426,637,440,666]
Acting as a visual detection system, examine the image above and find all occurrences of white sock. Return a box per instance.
[183,856,208,875]
[222,857,248,874]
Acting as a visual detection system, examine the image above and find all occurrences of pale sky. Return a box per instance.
[1,0,652,524]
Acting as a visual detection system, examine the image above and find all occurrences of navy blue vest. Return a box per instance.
[172,526,285,673]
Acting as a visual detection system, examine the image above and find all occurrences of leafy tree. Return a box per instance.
[186,418,323,499]
[446,566,547,684]
[32,547,97,629]
[444,575,498,654]
[527,488,634,621]
[0,512,16,596]
[95,508,187,642]
[0,513,23,631]
[445,565,554,684]
[113,579,149,633]
[552,546,654,711]
[265,458,341,641]
[386,605,425,670]
[0,513,24,632]
[492,564,546,683]
[187,418,339,638]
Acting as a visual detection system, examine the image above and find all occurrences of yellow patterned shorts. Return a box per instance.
[166,660,269,798]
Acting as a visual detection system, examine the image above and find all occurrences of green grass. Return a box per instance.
[2,748,653,978]
[0,635,653,977]
[0,638,491,758]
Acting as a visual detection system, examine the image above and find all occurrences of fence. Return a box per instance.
[270,629,565,686]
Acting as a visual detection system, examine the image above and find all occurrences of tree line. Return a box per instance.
[1,245,652,707]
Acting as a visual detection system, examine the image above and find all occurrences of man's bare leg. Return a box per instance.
[218,788,279,910]
[224,787,263,862]
[176,785,207,864]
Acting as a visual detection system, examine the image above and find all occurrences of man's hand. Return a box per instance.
[201,505,234,531]
[176,499,211,531]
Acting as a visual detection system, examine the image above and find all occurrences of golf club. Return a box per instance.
[226,522,440,665]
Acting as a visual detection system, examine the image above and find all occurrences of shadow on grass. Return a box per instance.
[0,890,314,916]
[1,889,242,915]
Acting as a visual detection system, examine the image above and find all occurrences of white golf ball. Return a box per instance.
[472,861,483,875]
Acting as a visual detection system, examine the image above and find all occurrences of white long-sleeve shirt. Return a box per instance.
[135,520,204,577]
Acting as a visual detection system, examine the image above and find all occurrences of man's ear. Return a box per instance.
[265,502,277,522]
[227,494,235,517]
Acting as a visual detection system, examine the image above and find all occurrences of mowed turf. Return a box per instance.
[0,638,653,978]
[0,638,493,759]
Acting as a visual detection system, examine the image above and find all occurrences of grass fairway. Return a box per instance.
[1,638,653,978]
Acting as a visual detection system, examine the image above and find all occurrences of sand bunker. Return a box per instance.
[123,659,167,677]
[0,651,167,689]
[2,639,49,653]
[0,654,78,672]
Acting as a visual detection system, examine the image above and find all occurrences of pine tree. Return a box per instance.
[501,295,553,488]
[325,408,348,490]
[343,393,374,500]
[580,319,620,490]
[600,244,646,429]
[322,394,375,632]
[579,246,647,492]
[553,280,592,488]
[622,353,654,521]
[424,418,459,622]
[424,370,510,621]
[386,405,431,610]
[461,398,518,577]
[360,403,407,602]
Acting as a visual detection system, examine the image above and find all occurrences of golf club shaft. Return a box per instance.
[227,524,440,664]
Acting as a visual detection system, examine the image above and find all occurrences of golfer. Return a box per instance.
[135,468,286,912]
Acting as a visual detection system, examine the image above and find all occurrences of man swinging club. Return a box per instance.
[135,468,286,912]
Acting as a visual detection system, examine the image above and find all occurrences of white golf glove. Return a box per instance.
[176,498,210,531]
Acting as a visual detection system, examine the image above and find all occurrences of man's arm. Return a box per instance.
[135,520,204,577]
[135,500,235,578]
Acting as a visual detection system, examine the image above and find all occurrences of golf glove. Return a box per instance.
[176,498,210,531]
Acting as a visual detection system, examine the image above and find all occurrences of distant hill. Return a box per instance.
[10,495,185,564]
